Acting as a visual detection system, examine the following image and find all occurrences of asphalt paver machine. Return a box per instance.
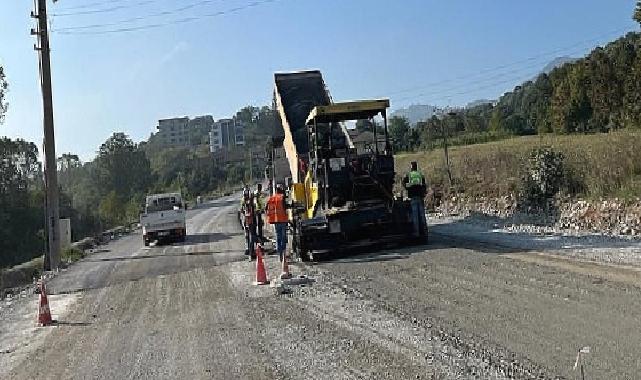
[273,70,418,261]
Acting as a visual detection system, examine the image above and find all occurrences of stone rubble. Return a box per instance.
[435,194,641,239]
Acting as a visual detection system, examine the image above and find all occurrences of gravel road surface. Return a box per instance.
[2,197,640,379]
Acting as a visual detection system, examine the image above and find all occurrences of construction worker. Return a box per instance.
[403,161,428,239]
[240,189,258,261]
[254,183,265,243]
[266,184,289,262]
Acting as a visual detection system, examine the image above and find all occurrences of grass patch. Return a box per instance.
[395,130,641,201]
[418,130,513,151]
[0,256,43,291]
[62,246,85,263]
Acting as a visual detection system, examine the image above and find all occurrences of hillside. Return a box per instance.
[396,130,641,200]
[539,56,577,74]
[401,32,641,153]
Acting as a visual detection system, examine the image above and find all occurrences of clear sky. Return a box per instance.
[0,0,639,160]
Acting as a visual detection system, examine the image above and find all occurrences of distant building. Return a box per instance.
[209,117,246,153]
[156,115,214,148]
[189,115,214,145]
[209,128,223,153]
[157,117,190,147]
[234,120,246,146]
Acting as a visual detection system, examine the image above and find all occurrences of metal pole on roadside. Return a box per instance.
[573,346,590,380]
[32,0,61,271]
[249,149,253,184]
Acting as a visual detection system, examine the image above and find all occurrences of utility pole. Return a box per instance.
[442,110,454,186]
[249,149,253,183]
[32,0,61,271]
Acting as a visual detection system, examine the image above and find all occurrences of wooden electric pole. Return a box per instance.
[443,110,455,186]
[32,0,61,271]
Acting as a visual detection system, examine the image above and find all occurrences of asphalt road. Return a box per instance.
[3,196,641,379]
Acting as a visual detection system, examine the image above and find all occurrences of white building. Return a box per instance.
[209,125,223,152]
[209,118,246,153]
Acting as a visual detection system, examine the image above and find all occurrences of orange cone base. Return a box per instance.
[37,281,54,326]
[280,255,293,280]
[253,244,270,286]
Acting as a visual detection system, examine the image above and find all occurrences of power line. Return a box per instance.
[391,35,617,106]
[52,0,157,17]
[394,70,539,106]
[383,27,632,98]
[394,63,547,104]
[392,30,639,107]
[392,71,540,109]
[52,0,226,30]
[52,0,277,35]
[53,0,132,12]
[52,0,223,18]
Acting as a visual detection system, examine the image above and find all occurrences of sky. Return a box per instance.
[0,0,639,160]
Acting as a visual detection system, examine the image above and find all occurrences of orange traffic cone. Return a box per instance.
[37,280,53,326]
[253,244,269,285]
[280,253,292,280]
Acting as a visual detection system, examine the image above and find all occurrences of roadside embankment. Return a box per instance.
[397,130,641,238]
[435,195,641,238]
[396,130,641,200]
[0,227,137,293]
[0,257,43,295]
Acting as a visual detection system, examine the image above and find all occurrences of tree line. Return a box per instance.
[0,100,273,268]
[388,15,641,152]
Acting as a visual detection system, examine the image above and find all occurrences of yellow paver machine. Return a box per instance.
[271,70,422,261]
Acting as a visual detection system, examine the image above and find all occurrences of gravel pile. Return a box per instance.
[435,195,641,239]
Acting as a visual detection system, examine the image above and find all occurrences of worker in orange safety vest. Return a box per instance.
[266,184,289,261]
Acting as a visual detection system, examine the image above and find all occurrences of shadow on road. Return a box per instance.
[82,249,242,263]
[190,198,237,210]
[54,320,92,327]
[50,250,248,295]
[323,253,411,264]
[187,232,237,244]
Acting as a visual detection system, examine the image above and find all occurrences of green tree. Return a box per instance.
[96,133,153,199]
[0,138,44,268]
[634,1,641,25]
[388,116,412,152]
[623,50,641,128]
[99,190,125,226]
[489,108,505,132]
[525,74,553,133]
[235,105,259,124]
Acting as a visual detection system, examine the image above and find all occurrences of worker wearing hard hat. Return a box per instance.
[403,161,428,239]
[266,184,289,262]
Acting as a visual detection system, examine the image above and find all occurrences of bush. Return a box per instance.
[62,246,84,263]
[518,147,566,212]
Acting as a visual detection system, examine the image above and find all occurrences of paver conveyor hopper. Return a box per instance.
[272,70,419,261]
